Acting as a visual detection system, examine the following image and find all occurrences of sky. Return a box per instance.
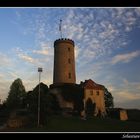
[0,8,140,109]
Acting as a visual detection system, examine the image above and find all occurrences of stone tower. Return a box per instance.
[53,38,76,84]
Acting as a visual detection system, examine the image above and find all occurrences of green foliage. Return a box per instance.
[6,78,26,110]
[104,87,114,108]
[25,83,60,125]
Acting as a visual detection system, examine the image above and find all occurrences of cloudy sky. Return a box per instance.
[0,8,140,109]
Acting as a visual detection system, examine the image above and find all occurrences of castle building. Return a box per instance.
[50,38,106,117]
[53,38,76,85]
[80,79,106,117]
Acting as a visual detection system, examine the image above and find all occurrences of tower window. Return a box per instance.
[68,73,71,79]
[96,91,99,96]
[68,48,70,52]
[68,58,71,64]
[90,90,93,95]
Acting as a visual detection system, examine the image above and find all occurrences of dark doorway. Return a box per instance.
[85,98,95,117]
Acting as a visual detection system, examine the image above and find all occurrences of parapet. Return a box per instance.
[54,38,75,46]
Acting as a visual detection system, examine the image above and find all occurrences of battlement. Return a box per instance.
[54,38,74,46]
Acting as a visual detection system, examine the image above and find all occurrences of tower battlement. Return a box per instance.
[54,38,74,46]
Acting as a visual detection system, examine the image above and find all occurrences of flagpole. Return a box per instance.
[59,19,62,38]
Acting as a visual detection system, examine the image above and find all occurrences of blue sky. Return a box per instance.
[0,8,140,109]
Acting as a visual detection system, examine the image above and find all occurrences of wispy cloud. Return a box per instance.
[15,11,21,19]
[15,8,140,66]
[106,77,140,109]
[33,49,48,55]
[122,78,140,92]
[7,71,18,79]
[15,47,40,65]
[111,51,140,65]
[0,79,11,101]
[32,41,53,57]
[18,53,36,63]
[117,91,140,101]
[57,8,140,68]
[0,53,12,66]
[114,90,140,109]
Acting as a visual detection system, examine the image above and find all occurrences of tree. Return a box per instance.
[6,78,26,110]
[104,87,114,108]
[25,83,60,125]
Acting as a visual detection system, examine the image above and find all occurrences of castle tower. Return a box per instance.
[53,38,76,84]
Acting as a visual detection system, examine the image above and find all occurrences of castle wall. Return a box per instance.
[83,89,106,116]
[50,87,74,110]
[120,110,128,121]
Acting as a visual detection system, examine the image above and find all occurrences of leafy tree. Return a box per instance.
[25,83,49,115]
[104,87,114,108]
[6,78,26,110]
[25,83,60,125]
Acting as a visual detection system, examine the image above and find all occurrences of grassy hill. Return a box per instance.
[1,115,140,132]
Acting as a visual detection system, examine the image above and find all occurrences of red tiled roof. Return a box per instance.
[80,79,104,90]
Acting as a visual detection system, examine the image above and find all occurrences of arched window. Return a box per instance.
[68,58,71,63]
[68,73,71,79]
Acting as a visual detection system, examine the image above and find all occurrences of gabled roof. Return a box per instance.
[80,79,104,90]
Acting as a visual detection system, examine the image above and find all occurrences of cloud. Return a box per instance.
[106,78,140,109]
[59,8,140,67]
[123,78,129,85]
[99,23,118,39]
[107,85,116,93]
[117,91,140,101]
[33,49,48,55]
[32,42,53,56]
[75,45,80,59]
[114,90,140,109]
[114,89,140,108]
[0,79,11,101]
[8,71,19,79]
[15,47,40,65]
[0,53,12,66]
[117,99,140,109]
[111,51,140,65]
[15,8,140,66]
[107,85,140,109]
[122,78,140,92]
[18,53,35,63]
[15,11,21,19]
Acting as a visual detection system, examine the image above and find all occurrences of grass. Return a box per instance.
[1,115,140,132]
